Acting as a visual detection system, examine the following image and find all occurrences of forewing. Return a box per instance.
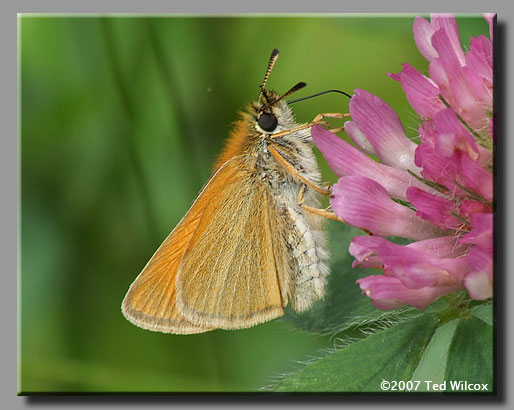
[121,156,248,334]
[176,162,287,329]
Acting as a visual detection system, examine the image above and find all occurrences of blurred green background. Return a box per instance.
[19,15,488,392]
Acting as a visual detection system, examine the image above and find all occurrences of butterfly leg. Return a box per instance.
[296,184,345,222]
[297,184,372,235]
[270,113,349,140]
[312,112,351,134]
[312,112,351,122]
[270,121,322,139]
[268,143,331,197]
[269,141,371,233]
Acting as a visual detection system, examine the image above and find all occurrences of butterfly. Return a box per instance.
[122,49,348,334]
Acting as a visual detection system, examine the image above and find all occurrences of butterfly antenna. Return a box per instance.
[259,48,280,99]
[263,81,307,111]
[274,82,307,104]
[287,89,352,104]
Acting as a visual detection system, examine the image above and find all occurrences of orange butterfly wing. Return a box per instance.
[122,154,289,333]
[175,159,288,329]
[122,156,249,334]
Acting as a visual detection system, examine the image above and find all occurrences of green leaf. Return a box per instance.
[470,303,493,326]
[410,320,458,390]
[272,314,439,392]
[444,314,493,392]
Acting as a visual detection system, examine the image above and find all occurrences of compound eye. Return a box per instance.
[258,112,278,132]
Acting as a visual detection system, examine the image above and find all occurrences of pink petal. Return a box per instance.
[349,235,386,269]
[352,234,469,310]
[358,236,469,286]
[459,213,493,252]
[357,275,462,311]
[414,14,466,65]
[413,16,438,61]
[464,65,492,108]
[477,142,494,166]
[430,29,489,129]
[463,35,493,117]
[465,271,492,300]
[429,58,450,100]
[430,14,466,66]
[464,36,493,109]
[431,29,475,112]
[391,263,460,289]
[343,121,376,156]
[418,119,487,192]
[349,89,419,172]
[331,176,445,240]
[464,246,493,300]
[414,135,463,193]
[406,187,460,229]
[466,246,492,276]
[406,236,470,259]
[460,199,491,219]
[433,108,479,159]
[460,154,493,201]
[466,35,493,83]
[348,235,469,268]
[312,124,379,177]
[483,13,496,41]
[388,63,445,119]
[312,125,431,201]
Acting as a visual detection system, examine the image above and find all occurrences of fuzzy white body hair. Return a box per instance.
[254,99,330,312]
